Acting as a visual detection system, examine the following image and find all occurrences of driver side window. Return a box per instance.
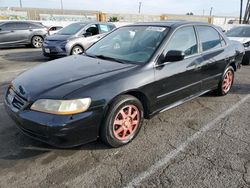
[165,26,198,57]
[85,25,99,37]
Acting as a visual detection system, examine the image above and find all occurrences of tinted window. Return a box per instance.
[226,26,250,37]
[15,22,29,30]
[99,24,111,33]
[165,26,198,56]
[1,23,16,30]
[197,26,222,52]
[86,25,99,36]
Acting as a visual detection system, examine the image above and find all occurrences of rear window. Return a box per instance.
[196,26,222,52]
[99,24,111,33]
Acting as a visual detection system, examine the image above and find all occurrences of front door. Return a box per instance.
[153,26,204,112]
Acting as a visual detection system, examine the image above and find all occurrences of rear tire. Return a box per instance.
[31,36,43,48]
[100,95,144,148]
[215,66,234,96]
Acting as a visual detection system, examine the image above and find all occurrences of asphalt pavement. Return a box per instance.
[0,47,249,188]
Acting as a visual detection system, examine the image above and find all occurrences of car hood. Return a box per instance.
[45,34,73,41]
[228,37,250,44]
[12,55,136,101]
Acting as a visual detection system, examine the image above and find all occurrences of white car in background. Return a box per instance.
[48,26,63,35]
[226,26,250,65]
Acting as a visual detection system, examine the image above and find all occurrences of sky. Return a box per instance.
[0,0,246,17]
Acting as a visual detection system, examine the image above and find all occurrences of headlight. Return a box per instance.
[243,41,250,48]
[30,98,91,115]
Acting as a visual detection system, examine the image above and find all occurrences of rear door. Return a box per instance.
[153,26,204,111]
[13,22,31,43]
[195,26,228,90]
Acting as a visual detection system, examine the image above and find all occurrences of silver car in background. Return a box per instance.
[42,22,116,57]
[226,25,250,65]
[0,21,47,48]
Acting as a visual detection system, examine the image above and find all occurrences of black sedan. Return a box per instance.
[4,21,244,148]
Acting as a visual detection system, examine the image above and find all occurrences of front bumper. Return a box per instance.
[42,43,68,57]
[4,100,103,148]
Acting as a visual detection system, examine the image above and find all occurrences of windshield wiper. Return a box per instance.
[84,53,127,64]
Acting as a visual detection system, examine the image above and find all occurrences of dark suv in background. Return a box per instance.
[0,21,47,48]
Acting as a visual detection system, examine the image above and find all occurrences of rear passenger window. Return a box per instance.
[15,22,29,30]
[196,26,222,52]
[99,24,110,33]
[165,26,198,56]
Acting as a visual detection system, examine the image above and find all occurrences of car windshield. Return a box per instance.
[226,27,250,37]
[85,26,169,64]
[57,23,86,35]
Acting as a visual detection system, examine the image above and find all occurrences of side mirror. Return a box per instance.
[83,32,92,37]
[163,50,185,62]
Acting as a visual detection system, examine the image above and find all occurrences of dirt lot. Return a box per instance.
[0,47,249,188]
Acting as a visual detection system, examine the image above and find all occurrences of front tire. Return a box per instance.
[100,95,144,148]
[71,45,84,55]
[31,36,43,48]
[215,66,234,96]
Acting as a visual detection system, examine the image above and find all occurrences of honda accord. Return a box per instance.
[4,21,244,148]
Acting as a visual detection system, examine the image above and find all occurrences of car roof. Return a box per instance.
[73,21,115,26]
[126,20,212,28]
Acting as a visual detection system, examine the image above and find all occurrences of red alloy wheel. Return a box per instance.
[113,105,140,141]
[222,70,233,93]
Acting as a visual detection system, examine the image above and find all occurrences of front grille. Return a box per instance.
[6,88,28,111]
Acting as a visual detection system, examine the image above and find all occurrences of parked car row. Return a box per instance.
[4,21,245,148]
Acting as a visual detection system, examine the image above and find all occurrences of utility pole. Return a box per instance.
[60,0,63,10]
[209,7,213,16]
[19,0,23,8]
[138,2,142,14]
[240,0,243,24]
